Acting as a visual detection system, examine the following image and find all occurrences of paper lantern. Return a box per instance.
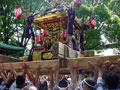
[61,30,67,39]
[74,0,81,5]
[14,7,22,18]
[90,18,96,28]
[74,1,81,5]
[37,35,43,44]
[43,30,47,35]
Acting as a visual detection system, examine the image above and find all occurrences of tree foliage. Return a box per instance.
[75,0,120,50]
[0,0,54,57]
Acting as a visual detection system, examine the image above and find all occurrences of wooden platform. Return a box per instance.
[1,54,120,74]
[33,42,83,61]
[52,42,83,59]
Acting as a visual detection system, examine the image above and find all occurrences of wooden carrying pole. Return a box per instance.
[0,54,22,63]
[0,55,120,74]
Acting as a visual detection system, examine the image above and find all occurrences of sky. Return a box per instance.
[96,49,114,56]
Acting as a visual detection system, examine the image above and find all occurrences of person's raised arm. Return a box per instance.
[67,61,79,90]
[78,69,83,81]
[118,58,120,65]
[0,64,7,81]
[53,64,59,85]
[9,63,18,77]
[49,67,54,89]
[96,58,103,78]
[7,71,15,81]
[118,58,120,71]
[34,64,41,86]
[43,64,54,89]
[22,62,35,83]
[87,61,97,80]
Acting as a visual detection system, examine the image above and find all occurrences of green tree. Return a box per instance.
[0,0,54,57]
[75,0,120,51]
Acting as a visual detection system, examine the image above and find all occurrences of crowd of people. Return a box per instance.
[0,58,120,90]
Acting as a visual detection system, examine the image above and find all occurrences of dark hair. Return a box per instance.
[38,81,48,90]
[105,72,119,89]
[6,78,15,88]
[83,70,94,78]
[0,78,3,85]
[58,79,68,88]
[84,79,96,90]
[16,75,25,88]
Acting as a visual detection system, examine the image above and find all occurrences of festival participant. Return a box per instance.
[3,78,15,90]
[67,61,96,90]
[105,72,119,89]
[23,62,50,90]
[22,85,38,90]
[34,64,41,87]
[1,58,120,90]
[88,58,120,90]
[0,78,6,90]
[0,64,16,90]
[7,72,16,90]
[58,78,69,90]
[0,64,7,81]
[9,63,33,90]
[38,81,48,90]
[42,63,69,90]
[22,62,35,84]
[67,61,78,90]
[0,64,6,90]
[9,75,26,90]
[89,58,107,90]
[104,59,120,89]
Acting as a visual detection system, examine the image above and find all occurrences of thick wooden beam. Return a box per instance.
[69,55,120,68]
[1,55,120,69]
[1,59,58,70]
[1,55,120,74]
[0,54,22,63]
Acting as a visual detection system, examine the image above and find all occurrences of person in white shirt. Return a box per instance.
[22,85,37,90]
